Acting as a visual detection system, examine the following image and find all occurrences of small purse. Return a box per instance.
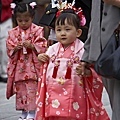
[94,26,120,79]
[39,3,58,28]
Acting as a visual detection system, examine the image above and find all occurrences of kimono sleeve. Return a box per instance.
[82,70,109,120]
[6,30,18,58]
[45,42,60,56]
[32,27,47,54]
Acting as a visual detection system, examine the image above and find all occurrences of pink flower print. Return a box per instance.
[41,82,44,88]
[56,111,60,115]
[24,75,29,80]
[76,114,80,119]
[100,110,105,115]
[45,92,49,105]
[38,102,43,107]
[62,88,68,95]
[90,108,96,114]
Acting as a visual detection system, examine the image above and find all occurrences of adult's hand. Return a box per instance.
[76,62,92,76]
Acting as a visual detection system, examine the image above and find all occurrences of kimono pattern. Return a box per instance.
[6,23,47,110]
[35,39,110,120]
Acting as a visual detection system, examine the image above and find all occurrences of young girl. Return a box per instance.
[35,4,110,120]
[6,2,47,120]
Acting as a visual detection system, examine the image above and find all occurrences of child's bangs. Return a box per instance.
[55,14,74,26]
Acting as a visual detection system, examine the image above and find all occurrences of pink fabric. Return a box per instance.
[6,23,47,100]
[35,39,110,120]
[15,80,37,111]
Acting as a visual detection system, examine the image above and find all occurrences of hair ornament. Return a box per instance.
[10,3,16,9]
[71,0,75,6]
[76,7,86,26]
[29,2,37,9]
[56,0,67,10]
[56,0,86,26]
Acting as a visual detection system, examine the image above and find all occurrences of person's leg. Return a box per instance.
[0,18,12,82]
[102,77,115,108]
[26,110,35,119]
[111,80,120,120]
[26,80,37,119]
[102,77,120,120]
[18,110,28,120]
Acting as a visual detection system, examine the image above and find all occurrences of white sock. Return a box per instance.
[21,110,28,119]
[26,110,35,119]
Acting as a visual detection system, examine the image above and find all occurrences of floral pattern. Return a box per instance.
[6,23,47,111]
[73,102,80,111]
[52,99,60,108]
[35,39,110,120]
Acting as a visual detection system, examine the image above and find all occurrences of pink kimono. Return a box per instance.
[6,23,47,111]
[35,39,110,120]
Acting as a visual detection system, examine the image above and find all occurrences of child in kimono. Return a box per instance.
[6,2,47,120]
[35,3,110,120]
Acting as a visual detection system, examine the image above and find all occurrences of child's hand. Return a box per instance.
[76,63,92,77]
[23,40,34,49]
[38,53,50,63]
[13,42,23,54]
[14,42,23,51]
[76,65,82,75]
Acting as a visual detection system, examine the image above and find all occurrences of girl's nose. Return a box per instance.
[60,31,66,35]
[22,22,25,25]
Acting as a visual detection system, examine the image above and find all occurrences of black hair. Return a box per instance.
[14,2,35,18]
[55,9,80,29]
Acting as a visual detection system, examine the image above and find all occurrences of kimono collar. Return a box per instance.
[52,38,84,56]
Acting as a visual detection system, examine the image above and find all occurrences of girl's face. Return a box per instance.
[16,11,33,30]
[55,19,82,48]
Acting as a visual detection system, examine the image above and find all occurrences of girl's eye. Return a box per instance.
[66,29,70,31]
[25,20,29,22]
[56,29,61,31]
[18,20,22,22]
[17,20,29,22]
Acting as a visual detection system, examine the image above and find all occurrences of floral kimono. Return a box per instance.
[6,23,47,111]
[35,39,110,120]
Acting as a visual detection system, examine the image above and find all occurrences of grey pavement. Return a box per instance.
[0,82,112,120]
[102,87,112,119]
[0,82,20,120]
